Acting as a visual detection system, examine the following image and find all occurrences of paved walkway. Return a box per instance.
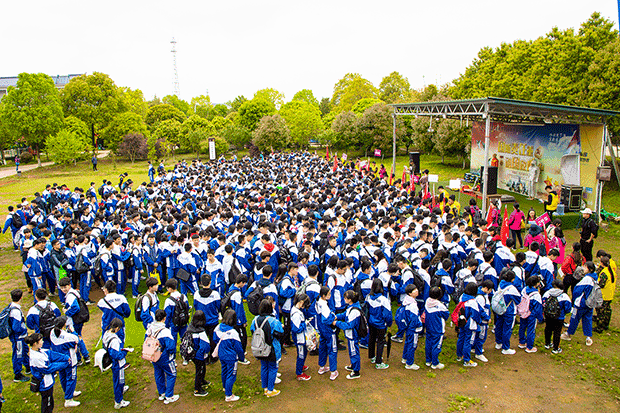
[0,151,110,179]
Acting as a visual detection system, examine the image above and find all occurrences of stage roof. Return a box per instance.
[391,97,620,124]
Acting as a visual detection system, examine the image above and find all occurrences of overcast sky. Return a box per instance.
[1,1,617,105]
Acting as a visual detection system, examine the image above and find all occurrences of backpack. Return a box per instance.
[179,327,203,361]
[170,296,190,327]
[280,245,293,265]
[491,288,508,315]
[12,212,24,228]
[0,305,13,339]
[516,290,531,318]
[296,279,318,298]
[585,282,604,309]
[246,285,264,316]
[350,307,368,338]
[451,301,466,325]
[543,294,562,319]
[405,269,425,296]
[155,228,166,243]
[75,253,89,274]
[572,266,585,282]
[37,303,56,340]
[220,291,234,314]
[525,255,540,278]
[68,292,90,324]
[93,253,108,279]
[98,186,104,197]
[227,257,241,285]
[352,278,364,301]
[142,329,163,362]
[251,317,272,359]
[476,266,491,285]
[134,294,152,322]
[317,235,330,257]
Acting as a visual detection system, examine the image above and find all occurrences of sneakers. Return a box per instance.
[158,394,165,401]
[225,395,240,402]
[518,344,527,349]
[474,354,488,363]
[375,363,389,370]
[456,357,463,362]
[544,344,552,349]
[502,349,516,355]
[391,336,403,343]
[586,337,593,346]
[13,373,29,383]
[495,343,502,350]
[297,373,311,381]
[164,395,179,404]
[77,359,84,367]
[182,359,188,366]
[274,377,281,384]
[359,343,368,349]
[405,363,420,370]
[330,370,339,380]
[302,365,309,372]
[83,358,91,365]
[265,390,281,398]
[425,362,431,367]
[318,366,329,375]
[64,399,81,407]
[370,357,376,364]
[552,348,563,354]
[123,385,129,394]
[73,391,82,397]
[525,347,538,353]
[401,358,407,364]
[277,372,282,378]
[238,359,251,365]
[194,390,208,397]
[560,332,571,341]
[431,363,445,370]
[463,361,477,367]
[344,365,354,372]
[346,371,361,380]
[114,400,130,409]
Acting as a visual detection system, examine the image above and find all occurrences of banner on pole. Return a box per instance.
[209,138,216,160]
[374,149,381,157]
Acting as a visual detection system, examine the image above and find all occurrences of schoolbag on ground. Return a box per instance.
[516,290,531,318]
[251,317,272,359]
[37,303,56,339]
[585,282,604,309]
[179,326,203,361]
[543,294,562,319]
[142,330,163,362]
[220,291,234,315]
[247,285,264,316]
[350,307,368,337]
[0,305,13,339]
[171,296,190,327]
[491,288,508,315]
[75,254,89,274]
[134,294,152,322]
[68,292,90,324]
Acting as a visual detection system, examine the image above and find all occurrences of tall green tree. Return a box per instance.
[180,115,215,157]
[356,103,404,155]
[120,87,148,119]
[1,73,64,166]
[238,99,276,131]
[146,104,186,131]
[331,73,378,113]
[352,98,383,117]
[102,112,148,150]
[252,114,291,152]
[330,111,357,150]
[433,119,471,166]
[292,89,319,107]
[150,119,181,159]
[228,95,247,112]
[253,88,285,110]
[163,94,191,116]
[319,97,331,117]
[379,71,412,103]
[221,124,252,149]
[410,117,435,154]
[279,101,323,148]
[47,130,89,165]
[61,72,124,147]
[63,116,93,152]
[0,102,15,165]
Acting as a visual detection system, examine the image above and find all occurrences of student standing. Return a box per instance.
[473,280,493,362]
[251,299,285,397]
[542,279,572,354]
[456,283,482,367]
[335,290,363,379]
[561,261,598,346]
[97,280,131,342]
[424,286,450,369]
[400,285,423,370]
[102,318,132,409]
[227,275,250,363]
[57,278,90,365]
[213,309,245,402]
[493,270,522,355]
[193,275,220,364]
[138,277,160,330]
[366,278,393,370]
[49,316,81,407]
[146,309,179,405]
[8,289,30,383]
[594,256,616,333]
[316,286,339,380]
[290,293,311,381]
[186,311,211,397]
[517,276,544,353]
[163,279,190,348]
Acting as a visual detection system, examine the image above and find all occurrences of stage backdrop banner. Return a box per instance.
[579,124,604,205]
[471,122,580,197]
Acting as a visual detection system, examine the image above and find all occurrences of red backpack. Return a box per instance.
[451,301,466,324]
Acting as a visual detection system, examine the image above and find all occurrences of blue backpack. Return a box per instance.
[0,305,13,339]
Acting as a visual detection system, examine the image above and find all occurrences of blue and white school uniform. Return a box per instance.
[146,323,177,399]
[164,291,189,346]
[63,289,90,361]
[213,324,245,397]
[424,298,449,367]
[177,251,199,295]
[335,302,362,373]
[50,329,79,400]
[290,306,308,376]
[102,330,129,404]
[8,303,29,376]
[139,291,160,330]
[401,295,423,366]
[97,293,131,342]
[517,286,544,349]
[316,298,337,372]
[473,288,491,356]
[250,315,284,392]
[29,348,70,406]
[456,294,481,363]
[493,280,521,350]
[26,300,62,348]
[130,245,144,297]
[567,272,598,338]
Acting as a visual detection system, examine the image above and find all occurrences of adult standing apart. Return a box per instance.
[419,169,429,196]
[579,208,598,262]
[542,185,559,221]
[14,155,20,173]
[91,154,98,171]
[508,203,526,249]
[527,159,540,200]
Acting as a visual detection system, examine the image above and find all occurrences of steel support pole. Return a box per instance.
[482,111,491,214]
[392,114,397,182]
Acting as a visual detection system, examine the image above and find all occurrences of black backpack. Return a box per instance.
[155,228,166,243]
[134,294,152,322]
[171,296,189,327]
[353,278,364,301]
[220,291,234,315]
[93,253,107,278]
[37,303,56,340]
[179,326,203,361]
[12,212,24,228]
[317,235,330,257]
[68,292,90,324]
[247,285,264,316]
[350,307,368,337]
[280,245,293,265]
[75,254,89,274]
[543,294,562,319]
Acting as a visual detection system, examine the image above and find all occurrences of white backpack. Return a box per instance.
[491,288,508,315]
[251,317,272,359]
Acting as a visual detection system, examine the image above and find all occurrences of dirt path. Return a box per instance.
[0,151,110,179]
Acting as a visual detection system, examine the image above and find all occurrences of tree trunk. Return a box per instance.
[463,157,466,169]
[441,154,444,164]
[36,143,41,167]
[0,146,5,166]
[91,124,96,148]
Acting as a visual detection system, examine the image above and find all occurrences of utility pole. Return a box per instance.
[171,38,180,97]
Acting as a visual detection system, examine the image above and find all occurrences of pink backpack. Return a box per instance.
[516,290,531,318]
[142,330,162,362]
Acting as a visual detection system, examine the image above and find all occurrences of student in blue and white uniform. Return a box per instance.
[278,263,298,347]
[97,280,131,342]
[366,278,393,370]
[163,279,189,348]
[214,309,245,402]
[473,280,494,362]
[561,261,598,346]
[517,276,545,353]
[290,293,311,381]
[316,286,339,380]
[456,283,482,367]
[138,277,160,330]
[26,332,71,413]
[186,311,211,397]
[543,279,572,353]
[26,289,62,349]
[493,270,522,354]
[129,236,144,298]
[250,299,285,397]
[49,316,82,407]
[194,275,220,364]
[424,286,450,369]
[8,289,30,383]
[335,290,363,379]
[146,309,179,405]
[102,318,132,410]
[400,284,423,370]
[57,278,90,364]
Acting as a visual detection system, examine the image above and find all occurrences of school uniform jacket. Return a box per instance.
[227,285,246,325]
[146,322,176,364]
[572,273,598,309]
[424,298,449,335]
[336,302,362,341]
[541,288,572,319]
[190,327,211,361]
[50,329,79,367]
[522,286,544,322]
[8,303,28,342]
[278,275,296,314]
[213,323,244,363]
[290,306,307,345]
[164,291,189,329]
[102,330,128,369]
[26,300,62,334]
[366,293,393,330]
[194,288,221,326]
[97,293,131,331]
[497,280,521,317]
[459,293,482,331]
[30,349,70,392]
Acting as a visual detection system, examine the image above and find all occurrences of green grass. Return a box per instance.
[447,394,481,412]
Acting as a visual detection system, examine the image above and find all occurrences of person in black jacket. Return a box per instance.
[580,208,598,262]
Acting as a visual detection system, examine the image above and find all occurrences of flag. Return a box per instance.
[410,173,415,193]
[542,222,551,254]
[401,168,407,190]
[486,205,494,228]
[333,153,338,172]
[389,164,394,186]
[325,145,329,160]
[500,206,509,246]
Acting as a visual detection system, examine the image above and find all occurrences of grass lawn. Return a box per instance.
[0,153,618,412]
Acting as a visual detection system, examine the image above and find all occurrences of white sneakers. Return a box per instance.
[405,363,420,370]
[502,349,516,355]
[475,354,489,363]
[64,399,80,407]
[330,370,339,380]
[317,366,329,375]
[560,332,571,341]
[525,347,538,353]
[225,395,240,402]
[274,377,282,384]
[495,343,502,349]
[114,400,130,409]
[72,391,82,397]
[431,363,445,370]
[586,337,593,346]
[164,395,179,404]
[238,359,251,365]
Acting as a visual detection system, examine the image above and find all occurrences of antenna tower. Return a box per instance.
[171,38,180,96]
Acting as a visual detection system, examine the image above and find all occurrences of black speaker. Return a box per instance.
[561,185,582,212]
[480,166,498,195]
[409,152,420,174]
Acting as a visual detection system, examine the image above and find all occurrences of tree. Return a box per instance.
[147,135,173,160]
[410,117,435,154]
[253,88,285,110]
[292,89,319,107]
[252,114,291,152]
[163,94,191,116]
[221,124,252,149]
[147,96,162,107]
[238,99,276,131]
[319,97,331,117]
[118,133,148,163]
[356,103,404,155]
[0,103,14,165]
[102,112,148,151]
[145,104,186,131]
[151,119,181,158]
[61,72,124,147]
[120,87,148,119]
[214,104,229,118]
[63,116,93,152]
[191,95,214,120]
[330,111,358,150]
[433,119,471,166]
[352,98,383,117]
[180,115,215,157]
[47,130,89,165]
[331,73,378,113]
[1,73,64,166]
[379,71,412,103]
[212,116,232,133]
[279,101,323,148]
[228,95,247,112]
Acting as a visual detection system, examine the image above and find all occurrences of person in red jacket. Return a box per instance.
[561,242,586,294]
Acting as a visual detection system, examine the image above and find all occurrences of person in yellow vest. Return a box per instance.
[543,185,559,220]
[437,186,449,211]
[447,195,461,217]
[593,255,616,333]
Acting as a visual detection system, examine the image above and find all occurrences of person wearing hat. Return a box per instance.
[579,208,598,262]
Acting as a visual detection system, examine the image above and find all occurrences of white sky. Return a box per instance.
[1,1,618,105]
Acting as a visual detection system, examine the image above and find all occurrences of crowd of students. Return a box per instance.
[0,152,617,412]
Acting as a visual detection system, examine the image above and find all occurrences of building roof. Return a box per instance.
[0,74,84,89]
[391,97,620,124]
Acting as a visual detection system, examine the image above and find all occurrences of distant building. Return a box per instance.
[0,73,84,100]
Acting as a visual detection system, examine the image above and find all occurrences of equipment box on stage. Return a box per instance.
[560,185,582,212]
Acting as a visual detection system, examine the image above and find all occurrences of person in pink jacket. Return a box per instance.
[548,228,566,265]
[508,203,526,249]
